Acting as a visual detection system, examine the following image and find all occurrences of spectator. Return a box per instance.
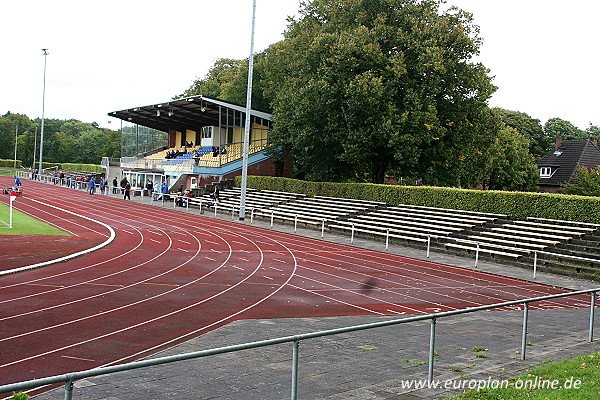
[99,177,107,195]
[123,180,131,200]
[211,187,220,205]
[112,177,118,194]
[88,177,96,195]
[145,179,153,196]
[120,177,127,194]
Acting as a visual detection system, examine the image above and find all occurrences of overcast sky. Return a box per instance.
[1,0,597,130]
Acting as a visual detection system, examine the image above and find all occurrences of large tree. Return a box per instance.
[544,117,586,142]
[492,108,548,159]
[262,0,497,184]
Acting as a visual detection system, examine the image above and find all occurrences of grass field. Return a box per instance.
[0,202,68,236]
[448,351,600,400]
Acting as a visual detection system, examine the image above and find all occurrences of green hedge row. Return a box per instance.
[0,159,21,168]
[236,176,600,224]
[59,163,103,173]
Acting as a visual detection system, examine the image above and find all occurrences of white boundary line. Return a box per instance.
[0,199,116,276]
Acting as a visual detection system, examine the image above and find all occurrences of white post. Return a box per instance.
[9,198,14,229]
[321,219,325,238]
[238,0,257,221]
[533,251,538,279]
[351,224,355,244]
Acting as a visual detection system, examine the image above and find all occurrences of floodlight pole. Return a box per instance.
[239,0,256,221]
[32,126,38,175]
[13,125,18,168]
[38,49,49,178]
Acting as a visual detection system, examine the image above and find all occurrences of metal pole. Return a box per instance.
[290,338,300,400]
[351,223,355,243]
[271,210,274,227]
[590,292,596,343]
[321,219,325,238]
[38,49,49,175]
[385,229,389,250]
[64,378,74,400]
[13,125,18,168]
[294,215,298,232]
[521,302,529,360]
[32,126,38,177]
[475,242,480,268]
[428,317,437,384]
[239,0,256,221]
[426,236,431,258]
[533,251,538,279]
[251,208,254,223]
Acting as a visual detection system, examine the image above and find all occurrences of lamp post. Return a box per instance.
[38,48,49,178]
[239,0,256,221]
[13,125,18,168]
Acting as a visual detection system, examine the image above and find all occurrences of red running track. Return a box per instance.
[0,177,592,389]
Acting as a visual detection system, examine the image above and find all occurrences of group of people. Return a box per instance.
[13,171,225,208]
[211,146,227,157]
[165,148,188,159]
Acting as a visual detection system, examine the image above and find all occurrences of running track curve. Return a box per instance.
[0,177,591,389]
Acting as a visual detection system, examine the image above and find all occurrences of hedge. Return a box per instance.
[236,176,600,224]
[0,159,21,168]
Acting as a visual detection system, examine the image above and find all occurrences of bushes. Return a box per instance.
[237,176,600,224]
[0,159,21,168]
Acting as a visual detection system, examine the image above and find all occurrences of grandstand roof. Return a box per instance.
[108,95,272,133]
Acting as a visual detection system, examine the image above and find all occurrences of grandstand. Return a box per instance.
[109,95,286,194]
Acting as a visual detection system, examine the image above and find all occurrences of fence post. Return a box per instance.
[199,200,202,214]
[533,251,538,279]
[271,210,274,228]
[385,229,389,250]
[321,219,325,238]
[64,377,75,400]
[428,317,437,384]
[231,207,235,220]
[251,208,254,224]
[291,338,300,400]
[521,302,529,360]
[294,215,298,233]
[214,204,218,217]
[475,242,480,268]
[590,292,596,343]
[427,236,431,258]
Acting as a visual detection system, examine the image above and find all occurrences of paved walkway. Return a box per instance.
[35,194,600,399]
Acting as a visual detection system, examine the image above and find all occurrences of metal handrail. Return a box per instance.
[0,288,597,399]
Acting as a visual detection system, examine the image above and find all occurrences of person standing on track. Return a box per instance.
[124,180,131,200]
[88,177,96,195]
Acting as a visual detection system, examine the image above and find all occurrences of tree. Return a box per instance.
[262,0,497,184]
[177,56,271,112]
[482,126,539,191]
[562,166,600,196]
[492,108,548,159]
[0,112,33,161]
[544,117,586,142]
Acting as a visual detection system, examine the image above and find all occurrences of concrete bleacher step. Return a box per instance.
[332,219,453,237]
[443,242,525,259]
[386,206,496,225]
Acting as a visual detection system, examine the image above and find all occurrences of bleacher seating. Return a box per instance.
[328,204,501,246]
[252,196,383,227]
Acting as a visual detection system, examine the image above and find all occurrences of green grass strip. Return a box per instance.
[0,202,69,236]
[447,351,600,399]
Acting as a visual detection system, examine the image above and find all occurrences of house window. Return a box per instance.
[540,167,553,178]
